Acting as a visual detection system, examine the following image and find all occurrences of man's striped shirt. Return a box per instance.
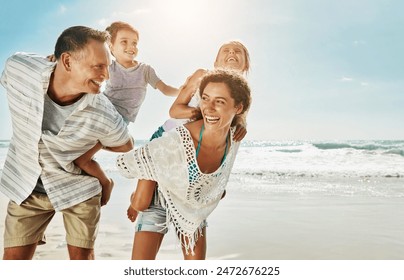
[0,52,131,211]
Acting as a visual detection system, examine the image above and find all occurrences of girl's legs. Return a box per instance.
[74,142,113,206]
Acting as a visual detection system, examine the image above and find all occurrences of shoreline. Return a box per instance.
[1,173,404,260]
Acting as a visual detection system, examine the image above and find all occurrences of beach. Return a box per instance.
[1,175,403,260]
[0,140,404,260]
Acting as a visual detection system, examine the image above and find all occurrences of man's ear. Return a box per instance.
[60,53,72,71]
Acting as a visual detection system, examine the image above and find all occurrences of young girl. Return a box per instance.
[126,40,251,234]
[73,21,179,206]
[154,40,250,140]
[118,69,252,259]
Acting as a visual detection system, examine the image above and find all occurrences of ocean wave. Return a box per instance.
[239,140,404,157]
[227,174,404,198]
[241,140,305,148]
[384,149,404,157]
[0,141,10,148]
[312,140,404,155]
[231,170,404,179]
[313,143,353,150]
[275,149,302,153]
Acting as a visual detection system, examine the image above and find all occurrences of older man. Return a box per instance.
[0,26,133,260]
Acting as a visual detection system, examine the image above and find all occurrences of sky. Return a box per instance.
[0,0,403,141]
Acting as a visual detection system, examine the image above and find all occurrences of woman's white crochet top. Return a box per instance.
[116,125,239,254]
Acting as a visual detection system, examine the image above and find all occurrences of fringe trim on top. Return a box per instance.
[157,190,203,256]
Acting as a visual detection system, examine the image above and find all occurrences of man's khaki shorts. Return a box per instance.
[3,192,101,249]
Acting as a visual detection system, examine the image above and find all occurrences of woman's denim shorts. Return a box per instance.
[135,193,207,234]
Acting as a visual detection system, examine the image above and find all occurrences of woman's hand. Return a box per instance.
[127,204,138,222]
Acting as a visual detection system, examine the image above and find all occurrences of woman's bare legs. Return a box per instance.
[127,179,163,259]
[131,231,164,260]
[182,227,207,260]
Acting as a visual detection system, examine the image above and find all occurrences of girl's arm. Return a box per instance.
[169,69,206,120]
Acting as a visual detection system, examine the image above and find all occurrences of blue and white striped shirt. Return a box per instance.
[0,52,131,211]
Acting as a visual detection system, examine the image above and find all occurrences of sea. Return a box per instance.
[1,139,404,260]
[230,139,404,198]
[1,139,403,198]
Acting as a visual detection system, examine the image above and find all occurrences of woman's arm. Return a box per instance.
[103,137,134,152]
[116,144,156,179]
[130,180,156,211]
[127,179,157,222]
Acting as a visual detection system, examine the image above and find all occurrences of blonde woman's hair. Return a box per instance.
[214,40,251,75]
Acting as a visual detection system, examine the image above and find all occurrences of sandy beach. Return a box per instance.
[1,172,403,260]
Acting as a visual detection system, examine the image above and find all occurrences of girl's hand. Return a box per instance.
[183,69,206,93]
[47,54,56,62]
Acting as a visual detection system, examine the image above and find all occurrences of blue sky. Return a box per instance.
[0,0,403,141]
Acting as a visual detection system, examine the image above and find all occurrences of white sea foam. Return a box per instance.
[233,140,404,178]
